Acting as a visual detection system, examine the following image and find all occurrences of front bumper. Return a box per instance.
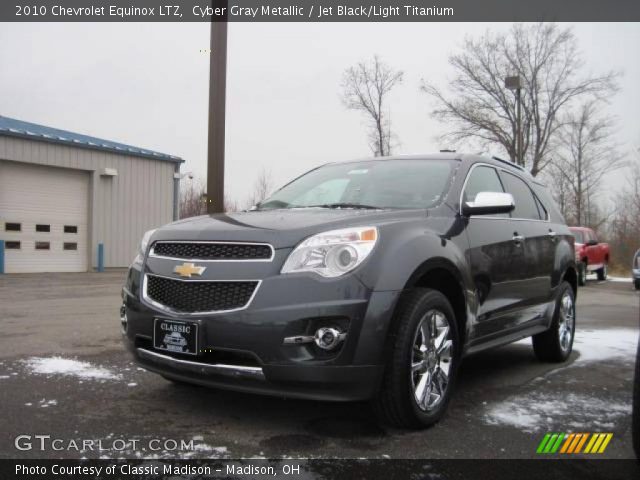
[122,265,400,401]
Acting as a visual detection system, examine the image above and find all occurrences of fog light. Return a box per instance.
[314,327,346,350]
[119,303,128,334]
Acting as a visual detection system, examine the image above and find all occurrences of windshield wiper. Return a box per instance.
[304,203,381,210]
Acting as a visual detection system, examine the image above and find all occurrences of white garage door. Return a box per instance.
[0,160,89,273]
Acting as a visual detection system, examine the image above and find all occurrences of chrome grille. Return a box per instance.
[151,241,273,261]
[144,275,259,314]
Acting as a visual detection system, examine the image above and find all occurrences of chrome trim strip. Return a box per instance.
[141,273,261,316]
[149,240,275,263]
[137,348,265,381]
[458,162,550,223]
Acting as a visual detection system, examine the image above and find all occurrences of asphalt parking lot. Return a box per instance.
[0,271,638,460]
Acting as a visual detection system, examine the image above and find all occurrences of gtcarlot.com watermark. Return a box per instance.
[14,434,195,452]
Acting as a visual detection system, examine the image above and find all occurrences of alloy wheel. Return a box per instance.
[411,309,453,411]
[558,292,575,352]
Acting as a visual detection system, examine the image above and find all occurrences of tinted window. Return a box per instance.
[36,224,50,232]
[63,242,78,251]
[5,222,21,231]
[259,160,456,210]
[35,242,50,250]
[293,178,350,207]
[6,241,20,249]
[463,165,504,204]
[499,172,541,220]
[64,225,78,234]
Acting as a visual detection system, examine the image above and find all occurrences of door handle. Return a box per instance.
[512,234,525,244]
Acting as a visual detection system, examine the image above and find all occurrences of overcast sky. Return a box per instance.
[1,22,639,207]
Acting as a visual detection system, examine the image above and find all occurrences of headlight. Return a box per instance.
[132,229,156,266]
[281,227,378,278]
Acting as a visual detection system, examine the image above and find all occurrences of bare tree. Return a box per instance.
[422,23,619,176]
[608,148,640,271]
[179,179,207,219]
[180,179,239,217]
[552,102,623,226]
[247,167,275,208]
[545,161,572,221]
[224,194,239,213]
[341,55,404,156]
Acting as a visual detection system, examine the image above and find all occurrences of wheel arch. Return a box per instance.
[401,258,470,348]
[562,265,578,299]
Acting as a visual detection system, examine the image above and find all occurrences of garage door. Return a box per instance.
[0,160,89,273]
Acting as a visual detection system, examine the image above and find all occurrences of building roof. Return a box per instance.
[0,115,183,163]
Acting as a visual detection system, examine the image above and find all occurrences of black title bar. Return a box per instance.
[1,0,640,22]
[3,459,640,480]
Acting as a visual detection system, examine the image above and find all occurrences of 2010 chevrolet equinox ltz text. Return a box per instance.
[122,153,577,428]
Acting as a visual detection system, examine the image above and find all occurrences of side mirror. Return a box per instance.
[586,239,598,246]
[462,191,515,216]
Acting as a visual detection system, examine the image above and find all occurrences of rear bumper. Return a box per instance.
[122,266,399,401]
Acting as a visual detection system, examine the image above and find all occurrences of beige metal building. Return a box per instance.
[0,115,183,273]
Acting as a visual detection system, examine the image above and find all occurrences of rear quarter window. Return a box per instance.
[530,183,564,224]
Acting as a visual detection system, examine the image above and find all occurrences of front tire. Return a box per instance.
[635,279,640,291]
[532,281,576,362]
[578,262,587,286]
[597,263,608,281]
[374,288,459,429]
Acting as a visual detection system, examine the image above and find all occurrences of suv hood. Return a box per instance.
[152,209,425,249]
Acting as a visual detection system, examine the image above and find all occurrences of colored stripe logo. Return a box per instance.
[536,433,613,454]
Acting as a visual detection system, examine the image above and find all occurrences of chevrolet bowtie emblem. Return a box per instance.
[173,262,206,278]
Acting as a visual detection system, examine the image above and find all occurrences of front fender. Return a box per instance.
[355,218,471,293]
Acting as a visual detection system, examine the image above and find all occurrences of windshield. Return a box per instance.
[258,159,457,210]
[570,229,585,244]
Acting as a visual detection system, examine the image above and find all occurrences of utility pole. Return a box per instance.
[206,3,228,214]
[505,75,523,166]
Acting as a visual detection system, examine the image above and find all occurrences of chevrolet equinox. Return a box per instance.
[122,153,577,428]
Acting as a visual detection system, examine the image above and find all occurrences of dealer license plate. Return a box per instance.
[153,319,198,356]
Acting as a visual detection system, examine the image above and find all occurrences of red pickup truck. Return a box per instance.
[569,226,610,285]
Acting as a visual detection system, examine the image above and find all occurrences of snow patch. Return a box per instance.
[0,375,10,379]
[24,357,121,380]
[573,328,638,364]
[485,393,630,432]
[607,276,631,283]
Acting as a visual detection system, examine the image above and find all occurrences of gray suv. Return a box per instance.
[122,153,577,428]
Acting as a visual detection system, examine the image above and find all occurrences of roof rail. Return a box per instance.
[491,156,526,172]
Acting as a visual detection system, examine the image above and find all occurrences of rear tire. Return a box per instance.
[597,263,608,281]
[373,288,460,429]
[532,281,575,362]
[635,280,640,291]
[578,262,587,286]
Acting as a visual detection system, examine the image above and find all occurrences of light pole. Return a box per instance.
[505,75,523,166]
[207,3,228,214]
